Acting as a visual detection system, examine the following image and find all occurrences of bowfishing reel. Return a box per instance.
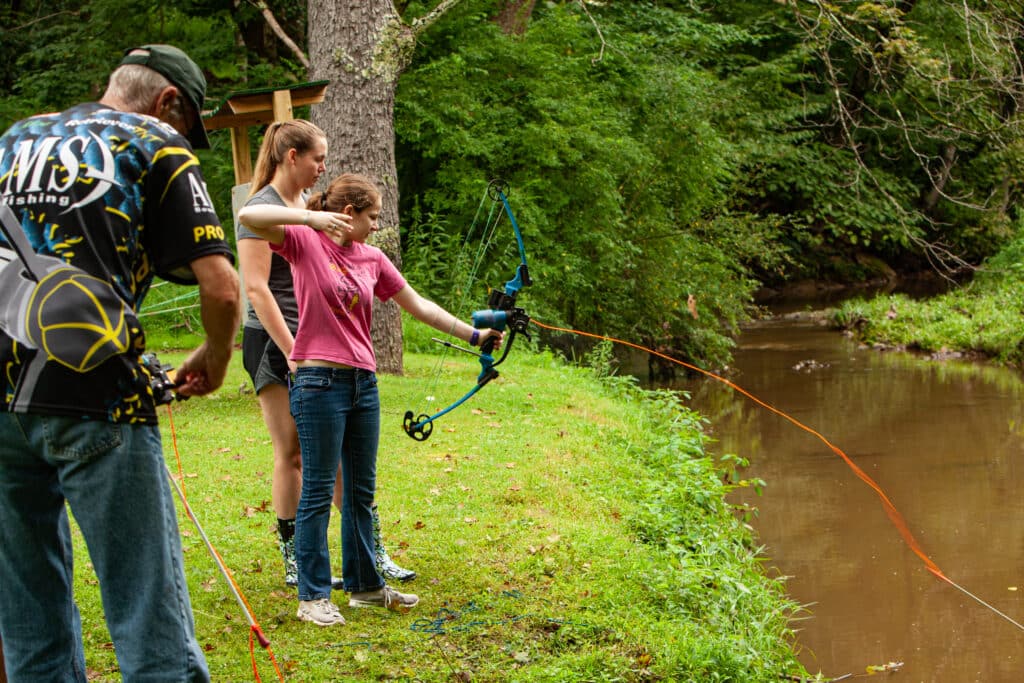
[402,300,531,442]
[470,304,531,383]
[141,352,185,405]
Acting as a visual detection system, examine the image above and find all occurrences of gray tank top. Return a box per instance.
[236,184,299,331]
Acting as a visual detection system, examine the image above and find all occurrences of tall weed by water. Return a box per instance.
[619,390,800,680]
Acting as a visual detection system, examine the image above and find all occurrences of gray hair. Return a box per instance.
[104,63,175,113]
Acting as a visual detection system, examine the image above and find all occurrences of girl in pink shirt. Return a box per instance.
[239,174,502,626]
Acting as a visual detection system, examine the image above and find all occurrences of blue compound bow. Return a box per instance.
[403,179,532,441]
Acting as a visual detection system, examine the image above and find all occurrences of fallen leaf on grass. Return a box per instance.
[242,506,258,518]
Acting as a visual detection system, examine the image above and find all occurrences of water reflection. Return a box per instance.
[681,317,1024,682]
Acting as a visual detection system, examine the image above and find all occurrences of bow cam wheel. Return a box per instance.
[403,411,434,441]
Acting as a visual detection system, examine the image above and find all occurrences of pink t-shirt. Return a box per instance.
[270,226,406,371]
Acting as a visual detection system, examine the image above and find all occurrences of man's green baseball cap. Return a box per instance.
[120,44,211,149]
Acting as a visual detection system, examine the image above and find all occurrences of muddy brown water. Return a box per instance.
[677,315,1024,682]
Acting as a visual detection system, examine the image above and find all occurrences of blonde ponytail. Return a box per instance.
[249,119,326,197]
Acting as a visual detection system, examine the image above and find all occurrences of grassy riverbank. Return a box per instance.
[69,341,808,682]
[831,255,1024,366]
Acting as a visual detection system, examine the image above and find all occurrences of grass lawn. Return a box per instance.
[69,345,804,682]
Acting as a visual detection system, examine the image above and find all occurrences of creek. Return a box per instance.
[675,312,1024,681]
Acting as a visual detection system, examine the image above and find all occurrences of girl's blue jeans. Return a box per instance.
[290,367,384,599]
[0,413,209,682]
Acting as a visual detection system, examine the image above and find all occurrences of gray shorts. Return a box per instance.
[242,326,290,394]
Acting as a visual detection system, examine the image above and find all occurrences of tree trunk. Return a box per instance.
[493,0,535,35]
[308,0,414,374]
[306,0,463,373]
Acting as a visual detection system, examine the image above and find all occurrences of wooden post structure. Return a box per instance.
[202,80,329,185]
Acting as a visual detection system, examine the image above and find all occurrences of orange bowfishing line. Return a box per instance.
[165,404,286,682]
[531,318,1024,632]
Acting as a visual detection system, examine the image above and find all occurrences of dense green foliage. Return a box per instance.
[396,2,776,367]
[2,0,1021,367]
[0,0,306,251]
[394,0,1022,367]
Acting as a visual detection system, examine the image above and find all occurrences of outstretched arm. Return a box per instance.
[237,205,351,244]
[392,285,503,349]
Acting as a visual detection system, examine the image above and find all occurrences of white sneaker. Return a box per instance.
[348,585,419,613]
[297,598,346,626]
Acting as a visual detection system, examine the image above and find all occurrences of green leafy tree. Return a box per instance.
[395,2,775,368]
[0,0,301,229]
[779,0,1024,273]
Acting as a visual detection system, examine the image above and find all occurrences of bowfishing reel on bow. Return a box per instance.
[142,352,186,406]
[471,283,532,377]
[402,294,532,442]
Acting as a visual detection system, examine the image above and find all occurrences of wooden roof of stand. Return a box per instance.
[203,80,329,130]
[201,80,329,185]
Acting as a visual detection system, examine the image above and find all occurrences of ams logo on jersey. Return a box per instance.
[0,133,119,212]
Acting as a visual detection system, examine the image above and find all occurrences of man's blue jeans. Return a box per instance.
[0,413,209,683]
[291,367,384,599]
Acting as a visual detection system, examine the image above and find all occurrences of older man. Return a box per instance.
[0,45,240,682]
